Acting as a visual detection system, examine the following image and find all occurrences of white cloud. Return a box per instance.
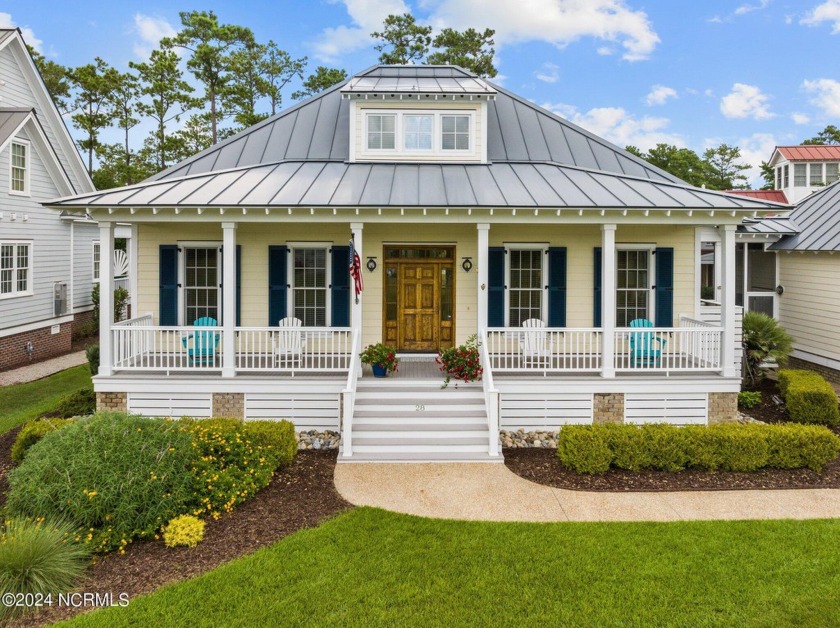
[596,46,614,56]
[535,62,560,83]
[801,0,840,32]
[0,12,42,52]
[734,0,770,16]
[720,83,774,120]
[792,112,811,125]
[312,0,409,62]
[133,14,176,58]
[736,132,778,187]
[645,84,677,106]
[427,0,660,61]
[543,103,684,151]
[803,78,840,116]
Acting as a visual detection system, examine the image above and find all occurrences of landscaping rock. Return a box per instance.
[500,430,559,448]
[297,430,340,450]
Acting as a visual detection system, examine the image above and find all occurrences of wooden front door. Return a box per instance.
[383,246,455,352]
[399,263,438,351]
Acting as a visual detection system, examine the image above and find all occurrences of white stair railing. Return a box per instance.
[479,329,500,457]
[341,328,362,458]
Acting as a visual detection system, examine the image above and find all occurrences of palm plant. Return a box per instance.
[741,311,794,386]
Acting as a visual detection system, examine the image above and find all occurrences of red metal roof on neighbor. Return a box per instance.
[777,146,840,161]
[725,189,788,203]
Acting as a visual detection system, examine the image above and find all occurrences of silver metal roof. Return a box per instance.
[739,217,799,236]
[771,181,840,251]
[49,161,793,210]
[341,65,496,95]
[0,108,32,147]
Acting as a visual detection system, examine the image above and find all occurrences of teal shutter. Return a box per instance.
[331,246,350,327]
[268,246,287,326]
[159,245,178,325]
[487,247,506,327]
[235,245,242,326]
[593,247,602,327]
[547,247,567,327]
[654,247,674,327]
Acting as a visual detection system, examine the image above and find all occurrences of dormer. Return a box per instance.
[342,66,496,164]
[769,145,840,204]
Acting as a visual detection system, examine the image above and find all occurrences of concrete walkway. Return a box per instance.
[334,462,840,522]
[0,351,88,387]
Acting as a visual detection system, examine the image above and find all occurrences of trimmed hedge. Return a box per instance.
[10,418,74,463]
[557,423,840,474]
[778,369,840,426]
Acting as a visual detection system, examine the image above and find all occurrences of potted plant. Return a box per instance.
[360,343,399,377]
[436,334,483,388]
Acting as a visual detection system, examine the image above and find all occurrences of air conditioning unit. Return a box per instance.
[54,282,68,316]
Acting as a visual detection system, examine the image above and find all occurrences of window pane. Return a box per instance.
[184,247,220,323]
[508,248,542,326]
[441,115,470,151]
[747,243,775,292]
[616,249,650,326]
[293,247,328,326]
[404,115,433,150]
[810,163,824,186]
[826,163,839,184]
[11,144,26,192]
[783,165,789,188]
[794,163,806,186]
[367,114,396,150]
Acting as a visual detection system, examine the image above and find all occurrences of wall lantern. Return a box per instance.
[366,257,378,272]
[461,257,473,272]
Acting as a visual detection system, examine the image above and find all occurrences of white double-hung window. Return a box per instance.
[289,245,331,326]
[0,241,32,297]
[10,141,28,194]
[361,110,475,158]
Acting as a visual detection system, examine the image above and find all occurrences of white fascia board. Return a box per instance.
[92,376,346,395]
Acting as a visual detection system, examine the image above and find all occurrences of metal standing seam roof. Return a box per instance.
[0,108,33,147]
[770,180,840,251]
[776,146,840,161]
[726,189,788,203]
[738,217,799,236]
[47,65,791,213]
[49,161,798,211]
[341,67,496,95]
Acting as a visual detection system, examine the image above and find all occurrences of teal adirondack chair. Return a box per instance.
[628,318,666,367]
[182,317,220,365]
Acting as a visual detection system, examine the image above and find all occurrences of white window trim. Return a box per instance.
[9,139,30,197]
[92,241,101,283]
[503,242,548,327]
[616,244,656,327]
[0,240,34,299]
[360,109,477,159]
[286,242,333,327]
[177,241,222,326]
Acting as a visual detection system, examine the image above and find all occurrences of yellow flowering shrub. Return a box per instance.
[163,515,205,548]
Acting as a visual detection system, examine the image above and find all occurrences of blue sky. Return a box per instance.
[2,0,839,186]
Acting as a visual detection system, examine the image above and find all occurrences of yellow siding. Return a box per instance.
[354,101,483,163]
[779,253,840,362]
[136,222,696,340]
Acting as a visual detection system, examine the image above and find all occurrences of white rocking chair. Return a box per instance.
[274,317,303,369]
[521,318,554,367]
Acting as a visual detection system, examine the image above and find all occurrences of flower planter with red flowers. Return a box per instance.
[360,343,399,377]
[436,334,483,388]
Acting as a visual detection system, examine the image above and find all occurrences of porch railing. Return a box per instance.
[340,329,362,458]
[614,320,723,373]
[485,328,603,373]
[478,329,500,457]
[235,327,353,373]
[112,315,224,372]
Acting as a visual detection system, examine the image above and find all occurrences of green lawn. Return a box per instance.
[0,365,91,434]
[65,507,840,627]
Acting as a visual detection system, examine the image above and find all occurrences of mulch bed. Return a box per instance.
[740,377,790,423]
[3,445,351,627]
[504,448,840,492]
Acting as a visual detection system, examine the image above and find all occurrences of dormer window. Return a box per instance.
[360,109,478,161]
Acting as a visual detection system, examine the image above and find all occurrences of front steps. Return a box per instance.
[340,380,502,463]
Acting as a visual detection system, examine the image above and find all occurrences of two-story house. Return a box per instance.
[49,65,787,461]
[0,28,100,370]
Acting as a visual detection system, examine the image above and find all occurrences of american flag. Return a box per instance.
[349,236,363,302]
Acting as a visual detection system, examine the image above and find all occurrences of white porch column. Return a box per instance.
[601,224,617,378]
[477,223,490,333]
[128,223,139,316]
[98,222,115,377]
[720,224,738,377]
[222,222,237,378]
[350,222,364,333]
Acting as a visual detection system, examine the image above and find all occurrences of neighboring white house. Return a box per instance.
[49,65,788,461]
[0,28,98,370]
[768,145,840,204]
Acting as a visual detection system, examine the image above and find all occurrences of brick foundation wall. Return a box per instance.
[788,356,840,386]
[708,392,738,424]
[212,393,244,418]
[71,309,96,337]
[594,393,624,424]
[96,392,127,412]
[0,322,73,371]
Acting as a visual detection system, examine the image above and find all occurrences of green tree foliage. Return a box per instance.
[742,311,794,385]
[258,41,307,115]
[292,66,348,100]
[224,41,270,128]
[164,10,255,144]
[702,144,751,190]
[372,13,432,64]
[759,161,775,191]
[69,58,119,174]
[427,27,497,77]
[633,144,708,187]
[803,125,840,145]
[27,45,72,112]
[130,49,200,170]
[169,113,214,163]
